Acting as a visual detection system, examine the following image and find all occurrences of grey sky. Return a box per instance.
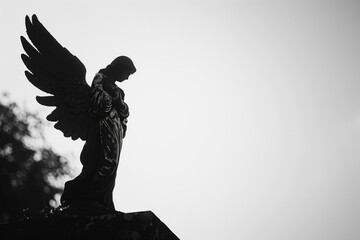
[1,0,360,239]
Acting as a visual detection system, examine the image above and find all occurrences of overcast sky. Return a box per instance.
[1,0,360,239]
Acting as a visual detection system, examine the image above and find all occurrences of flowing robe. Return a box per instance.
[61,73,129,213]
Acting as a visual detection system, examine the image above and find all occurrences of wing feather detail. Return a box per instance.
[21,14,93,140]
[36,96,62,106]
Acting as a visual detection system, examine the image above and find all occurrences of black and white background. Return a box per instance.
[1,1,360,239]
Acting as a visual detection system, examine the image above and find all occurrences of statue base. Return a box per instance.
[0,208,179,240]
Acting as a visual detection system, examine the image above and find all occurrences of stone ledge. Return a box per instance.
[0,210,179,240]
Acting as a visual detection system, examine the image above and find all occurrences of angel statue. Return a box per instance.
[20,15,136,214]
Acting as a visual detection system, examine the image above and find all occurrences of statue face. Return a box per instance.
[117,71,132,82]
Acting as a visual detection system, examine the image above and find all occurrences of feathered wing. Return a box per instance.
[21,15,94,141]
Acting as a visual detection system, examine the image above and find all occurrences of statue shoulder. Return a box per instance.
[91,73,106,87]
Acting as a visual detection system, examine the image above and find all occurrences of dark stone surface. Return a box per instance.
[0,208,179,240]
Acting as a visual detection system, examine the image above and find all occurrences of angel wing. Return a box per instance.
[21,15,94,141]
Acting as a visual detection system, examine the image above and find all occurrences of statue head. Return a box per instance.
[102,56,136,82]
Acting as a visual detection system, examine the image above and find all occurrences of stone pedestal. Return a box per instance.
[0,210,179,240]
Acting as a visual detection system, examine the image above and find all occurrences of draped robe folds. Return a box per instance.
[61,73,129,213]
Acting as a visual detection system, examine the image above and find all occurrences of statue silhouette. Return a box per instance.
[21,15,136,214]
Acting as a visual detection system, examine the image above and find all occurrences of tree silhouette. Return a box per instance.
[0,93,70,223]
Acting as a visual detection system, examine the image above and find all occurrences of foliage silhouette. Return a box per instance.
[0,93,70,223]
